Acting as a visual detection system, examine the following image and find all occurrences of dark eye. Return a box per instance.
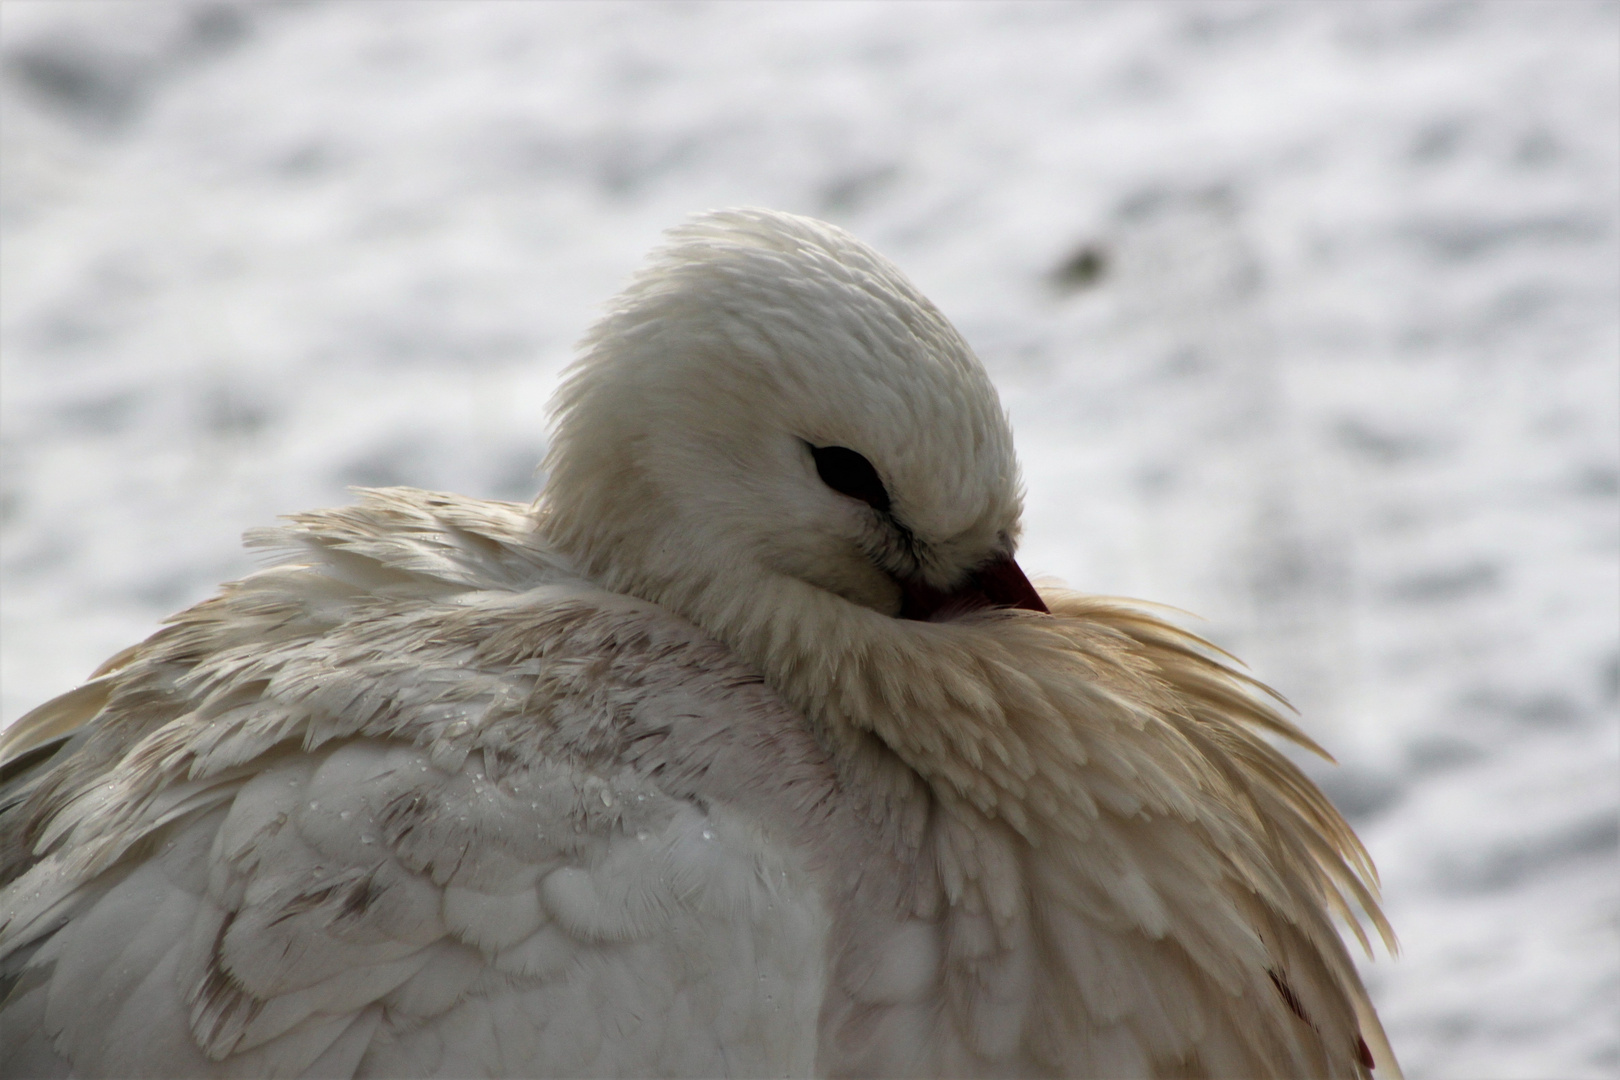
[810,445,891,513]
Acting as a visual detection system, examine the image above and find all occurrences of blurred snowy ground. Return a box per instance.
[1,1,1615,1075]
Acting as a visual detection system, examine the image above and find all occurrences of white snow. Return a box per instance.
[1,2,1615,1076]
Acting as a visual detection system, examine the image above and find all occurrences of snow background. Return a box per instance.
[1,1,1615,1075]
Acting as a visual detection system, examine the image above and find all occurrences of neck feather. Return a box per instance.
[688,574,1392,948]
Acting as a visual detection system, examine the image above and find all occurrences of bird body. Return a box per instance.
[0,210,1398,1078]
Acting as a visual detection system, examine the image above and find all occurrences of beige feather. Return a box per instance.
[1,208,1400,1078]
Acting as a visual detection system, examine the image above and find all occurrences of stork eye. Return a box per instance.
[810,445,891,512]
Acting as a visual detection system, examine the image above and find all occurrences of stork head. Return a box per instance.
[541,208,1044,629]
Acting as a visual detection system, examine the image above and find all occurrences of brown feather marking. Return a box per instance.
[1271,968,1375,1073]
[1268,967,1311,1026]
[188,912,267,1060]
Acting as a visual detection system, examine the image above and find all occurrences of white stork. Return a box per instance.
[0,208,1398,1078]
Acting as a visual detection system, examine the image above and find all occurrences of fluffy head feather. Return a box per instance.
[543,208,1023,618]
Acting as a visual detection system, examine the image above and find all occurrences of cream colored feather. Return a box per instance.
[0,208,1398,1079]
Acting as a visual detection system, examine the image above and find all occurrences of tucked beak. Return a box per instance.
[898,554,1049,622]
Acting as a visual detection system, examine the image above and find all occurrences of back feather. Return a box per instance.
[1,488,1397,1078]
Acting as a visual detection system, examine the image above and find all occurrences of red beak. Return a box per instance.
[898,554,1049,622]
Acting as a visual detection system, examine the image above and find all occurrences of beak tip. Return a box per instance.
[898,554,1047,621]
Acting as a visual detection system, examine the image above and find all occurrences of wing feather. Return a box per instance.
[1,490,842,1078]
[1,489,1396,1078]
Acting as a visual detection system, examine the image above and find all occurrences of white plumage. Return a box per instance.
[0,208,1398,1078]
